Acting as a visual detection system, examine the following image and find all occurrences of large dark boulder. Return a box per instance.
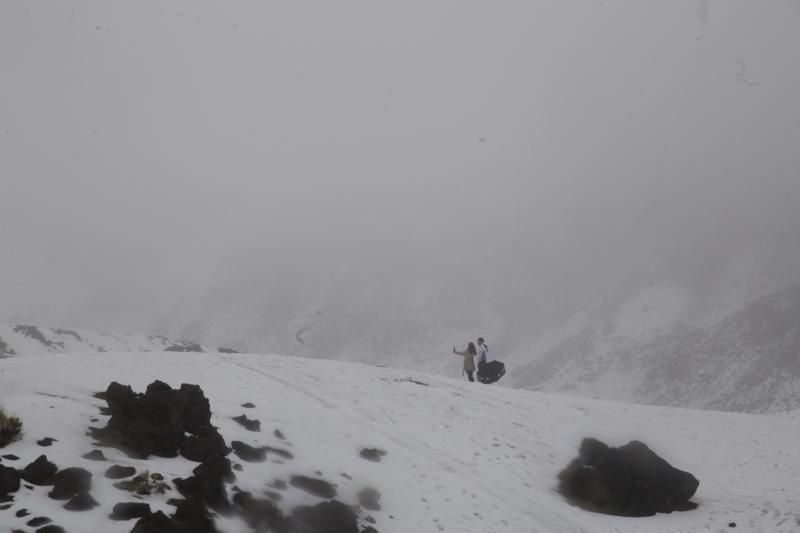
[22,455,58,485]
[100,380,223,459]
[0,464,20,496]
[48,468,92,500]
[558,438,699,516]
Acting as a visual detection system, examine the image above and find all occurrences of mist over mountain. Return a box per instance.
[2,1,799,410]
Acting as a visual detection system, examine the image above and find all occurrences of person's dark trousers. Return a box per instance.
[477,360,486,380]
[466,370,475,382]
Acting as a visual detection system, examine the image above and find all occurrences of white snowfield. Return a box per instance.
[1,352,799,533]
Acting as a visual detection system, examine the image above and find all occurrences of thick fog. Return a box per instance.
[2,1,799,355]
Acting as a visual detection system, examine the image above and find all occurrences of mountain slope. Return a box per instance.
[514,284,800,413]
[1,352,799,532]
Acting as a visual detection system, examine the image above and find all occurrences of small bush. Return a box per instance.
[114,470,170,495]
[0,406,22,447]
[358,486,382,511]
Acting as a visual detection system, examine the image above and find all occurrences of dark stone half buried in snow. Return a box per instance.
[231,441,267,462]
[105,464,136,479]
[232,414,261,432]
[289,475,337,499]
[48,468,92,500]
[81,449,106,461]
[36,437,57,447]
[27,516,52,527]
[22,455,58,486]
[63,491,99,511]
[359,448,387,462]
[35,526,66,533]
[558,438,699,517]
[110,501,151,520]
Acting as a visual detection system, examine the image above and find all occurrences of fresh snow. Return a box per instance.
[1,352,799,532]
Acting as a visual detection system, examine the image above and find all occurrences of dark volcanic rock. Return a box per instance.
[131,510,180,533]
[111,501,151,520]
[180,427,229,462]
[27,516,52,527]
[82,449,107,461]
[64,491,99,511]
[98,380,219,459]
[36,524,66,533]
[359,448,387,462]
[233,414,261,432]
[49,468,92,500]
[37,437,57,447]
[292,500,358,533]
[16,508,30,517]
[266,446,294,460]
[231,441,267,462]
[233,491,286,531]
[290,475,337,499]
[172,496,218,533]
[22,455,58,485]
[2,454,19,461]
[105,464,136,479]
[165,342,204,353]
[0,464,21,496]
[241,402,255,408]
[558,438,700,516]
[174,455,233,512]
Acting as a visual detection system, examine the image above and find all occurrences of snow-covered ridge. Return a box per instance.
[0,324,236,357]
[0,352,798,532]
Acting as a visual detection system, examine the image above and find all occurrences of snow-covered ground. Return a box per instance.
[1,352,799,532]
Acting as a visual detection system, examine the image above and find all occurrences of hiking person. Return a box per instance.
[477,337,490,377]
[452,342,477,382]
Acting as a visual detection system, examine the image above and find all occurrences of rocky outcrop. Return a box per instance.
[96,380,227,461]
[558,438,699,516]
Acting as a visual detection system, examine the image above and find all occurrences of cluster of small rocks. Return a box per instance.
[0,380,386,533]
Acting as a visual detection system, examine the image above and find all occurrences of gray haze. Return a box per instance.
[1,2,799,359]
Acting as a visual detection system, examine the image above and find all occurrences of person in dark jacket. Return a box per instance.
[452,342,477,382]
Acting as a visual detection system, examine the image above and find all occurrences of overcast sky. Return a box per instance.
[1,1,799,340]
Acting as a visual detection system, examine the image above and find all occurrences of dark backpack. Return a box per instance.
[477,360,506,384]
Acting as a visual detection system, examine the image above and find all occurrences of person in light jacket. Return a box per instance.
[452,342,477,382]
[477,337,490,377]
